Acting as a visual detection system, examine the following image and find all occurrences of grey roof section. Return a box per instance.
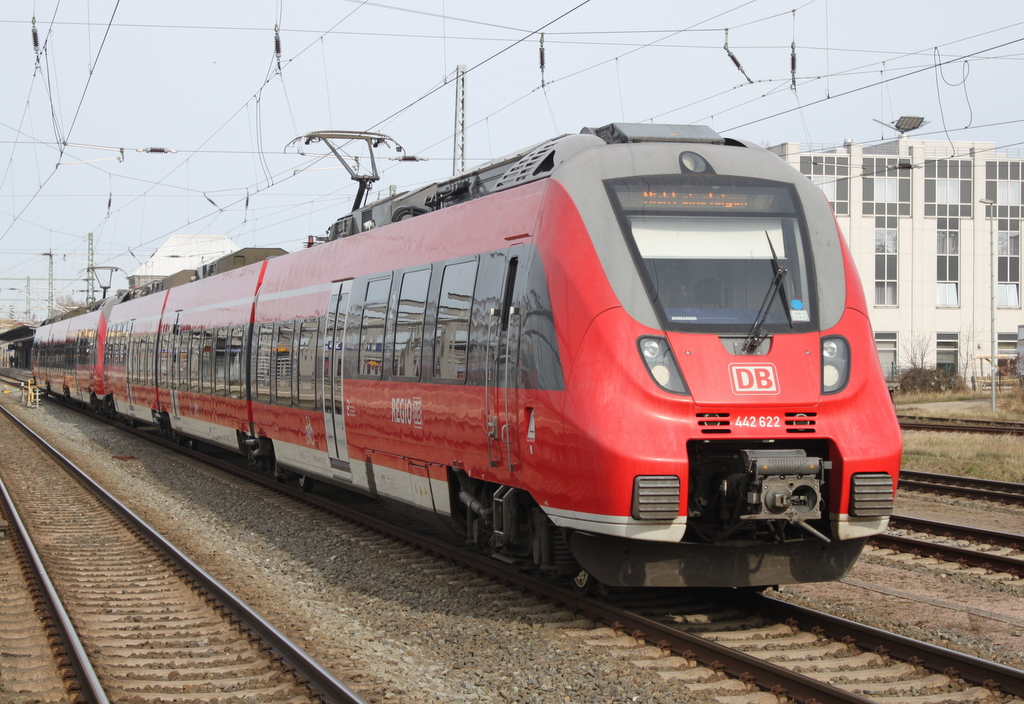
[581,123,725,145]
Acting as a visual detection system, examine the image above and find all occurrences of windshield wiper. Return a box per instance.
[742,233,792,354]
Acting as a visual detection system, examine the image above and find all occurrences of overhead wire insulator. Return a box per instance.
[791,41,797,91]
[790,10,797,92]
[723,28,753,85]
[31,15,41,70]
[539,33,546,87]
[274,24,282,73]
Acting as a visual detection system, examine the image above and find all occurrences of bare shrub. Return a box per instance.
[898,367,967,393]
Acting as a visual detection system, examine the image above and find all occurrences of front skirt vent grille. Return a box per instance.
[697,412,818,434]
[785,412,817,433]
[632,475,680,520]
[849,472,894,517]
[697,413,730,434]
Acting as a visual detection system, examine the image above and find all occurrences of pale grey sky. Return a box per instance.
[1,1,1022,318]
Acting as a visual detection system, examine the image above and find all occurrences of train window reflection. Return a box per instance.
[275,323,294,406]
[201,329,215,394]
[214,327,228,395]
[359,277,391,377]
[254,324,273,402]
[227,326,244,399]
[434,260,476,380]
[393,269,430,378]
[296,319,318,409]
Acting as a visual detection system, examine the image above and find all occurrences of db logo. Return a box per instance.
[729,364,780,394]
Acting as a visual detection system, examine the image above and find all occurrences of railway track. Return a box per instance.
[14,394,1024,704]
[899,415,1024,436]
[0,403,365,704]
[868,515,1024,577]
[899,469,1024,506]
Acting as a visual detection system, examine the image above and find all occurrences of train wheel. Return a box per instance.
[298,474,315,493]
[572,569,599,596]
[272,461,291,483]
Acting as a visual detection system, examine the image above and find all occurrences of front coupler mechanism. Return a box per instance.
[740,449,829,542]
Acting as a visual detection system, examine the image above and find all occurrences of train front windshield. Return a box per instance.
[608,176,816,333]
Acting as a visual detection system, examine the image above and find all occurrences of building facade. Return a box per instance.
[770,136,1022,384]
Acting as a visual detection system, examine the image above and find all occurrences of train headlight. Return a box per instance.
[821,335,849,395]
[637,336,689,395]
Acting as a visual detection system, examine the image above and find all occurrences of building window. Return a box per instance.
[874,216,898,306]
[924,159,972,218]
[935,333,958,374]
[863,157,911,216]
[985,160,1023,220]
[998,332,1017,356]
[875,332,898,381]
[998,221,1020,307]
[936,218,959,307]
[800,155,849,215]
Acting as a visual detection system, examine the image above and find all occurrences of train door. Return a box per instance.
[486,246,523,473]
[125,320,136,406]
[169,312,183,418]
[323,280,353,479]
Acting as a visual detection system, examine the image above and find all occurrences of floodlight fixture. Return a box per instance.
[873,116,929,135]
[894,116,926,133]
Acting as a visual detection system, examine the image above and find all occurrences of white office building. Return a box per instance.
[770,135,1022,384]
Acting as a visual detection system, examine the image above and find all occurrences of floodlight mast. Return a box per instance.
[288,131,409,212]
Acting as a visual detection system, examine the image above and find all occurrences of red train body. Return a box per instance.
[33,124,902,589]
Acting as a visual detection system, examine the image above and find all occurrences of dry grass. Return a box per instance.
[894,387,1024,482]
[895,386,1024,422]
[900,430,1024,484]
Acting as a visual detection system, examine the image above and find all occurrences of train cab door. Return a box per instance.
[486,246,523,474]
[323,280,353,480]
[169,312,183,418]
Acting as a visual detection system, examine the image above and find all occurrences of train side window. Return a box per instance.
[174,328,186,391]
[393,269,430,378]
[227,326,244,399]
[296,319,318,409]
[359,277,391,377]
[158,330,169,387]
[201,328,215,394]
[188,330,203,392]
[177,330,187,391]
[214,328,228,395]
[274,322,294,406]
[136,335,145,385]
[254,324,273,403]
[434,260,477,380]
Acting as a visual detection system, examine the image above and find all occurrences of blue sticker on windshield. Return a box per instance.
[790,299,804,310]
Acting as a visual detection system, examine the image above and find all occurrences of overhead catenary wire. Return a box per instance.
[3,2,1024,307]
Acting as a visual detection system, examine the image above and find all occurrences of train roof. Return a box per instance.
[323,123,741,243]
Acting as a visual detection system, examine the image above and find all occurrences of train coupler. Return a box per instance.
[740,449,827,524]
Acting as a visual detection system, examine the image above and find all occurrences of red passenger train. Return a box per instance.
[33,123,902,591]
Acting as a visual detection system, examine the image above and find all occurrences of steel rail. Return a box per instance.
[899,469,1024,505]
[0,403,367,704]
[0,470,110,704]
[869,533,1024,575]
[753,595,1024,699]
[889,514,1024,548]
